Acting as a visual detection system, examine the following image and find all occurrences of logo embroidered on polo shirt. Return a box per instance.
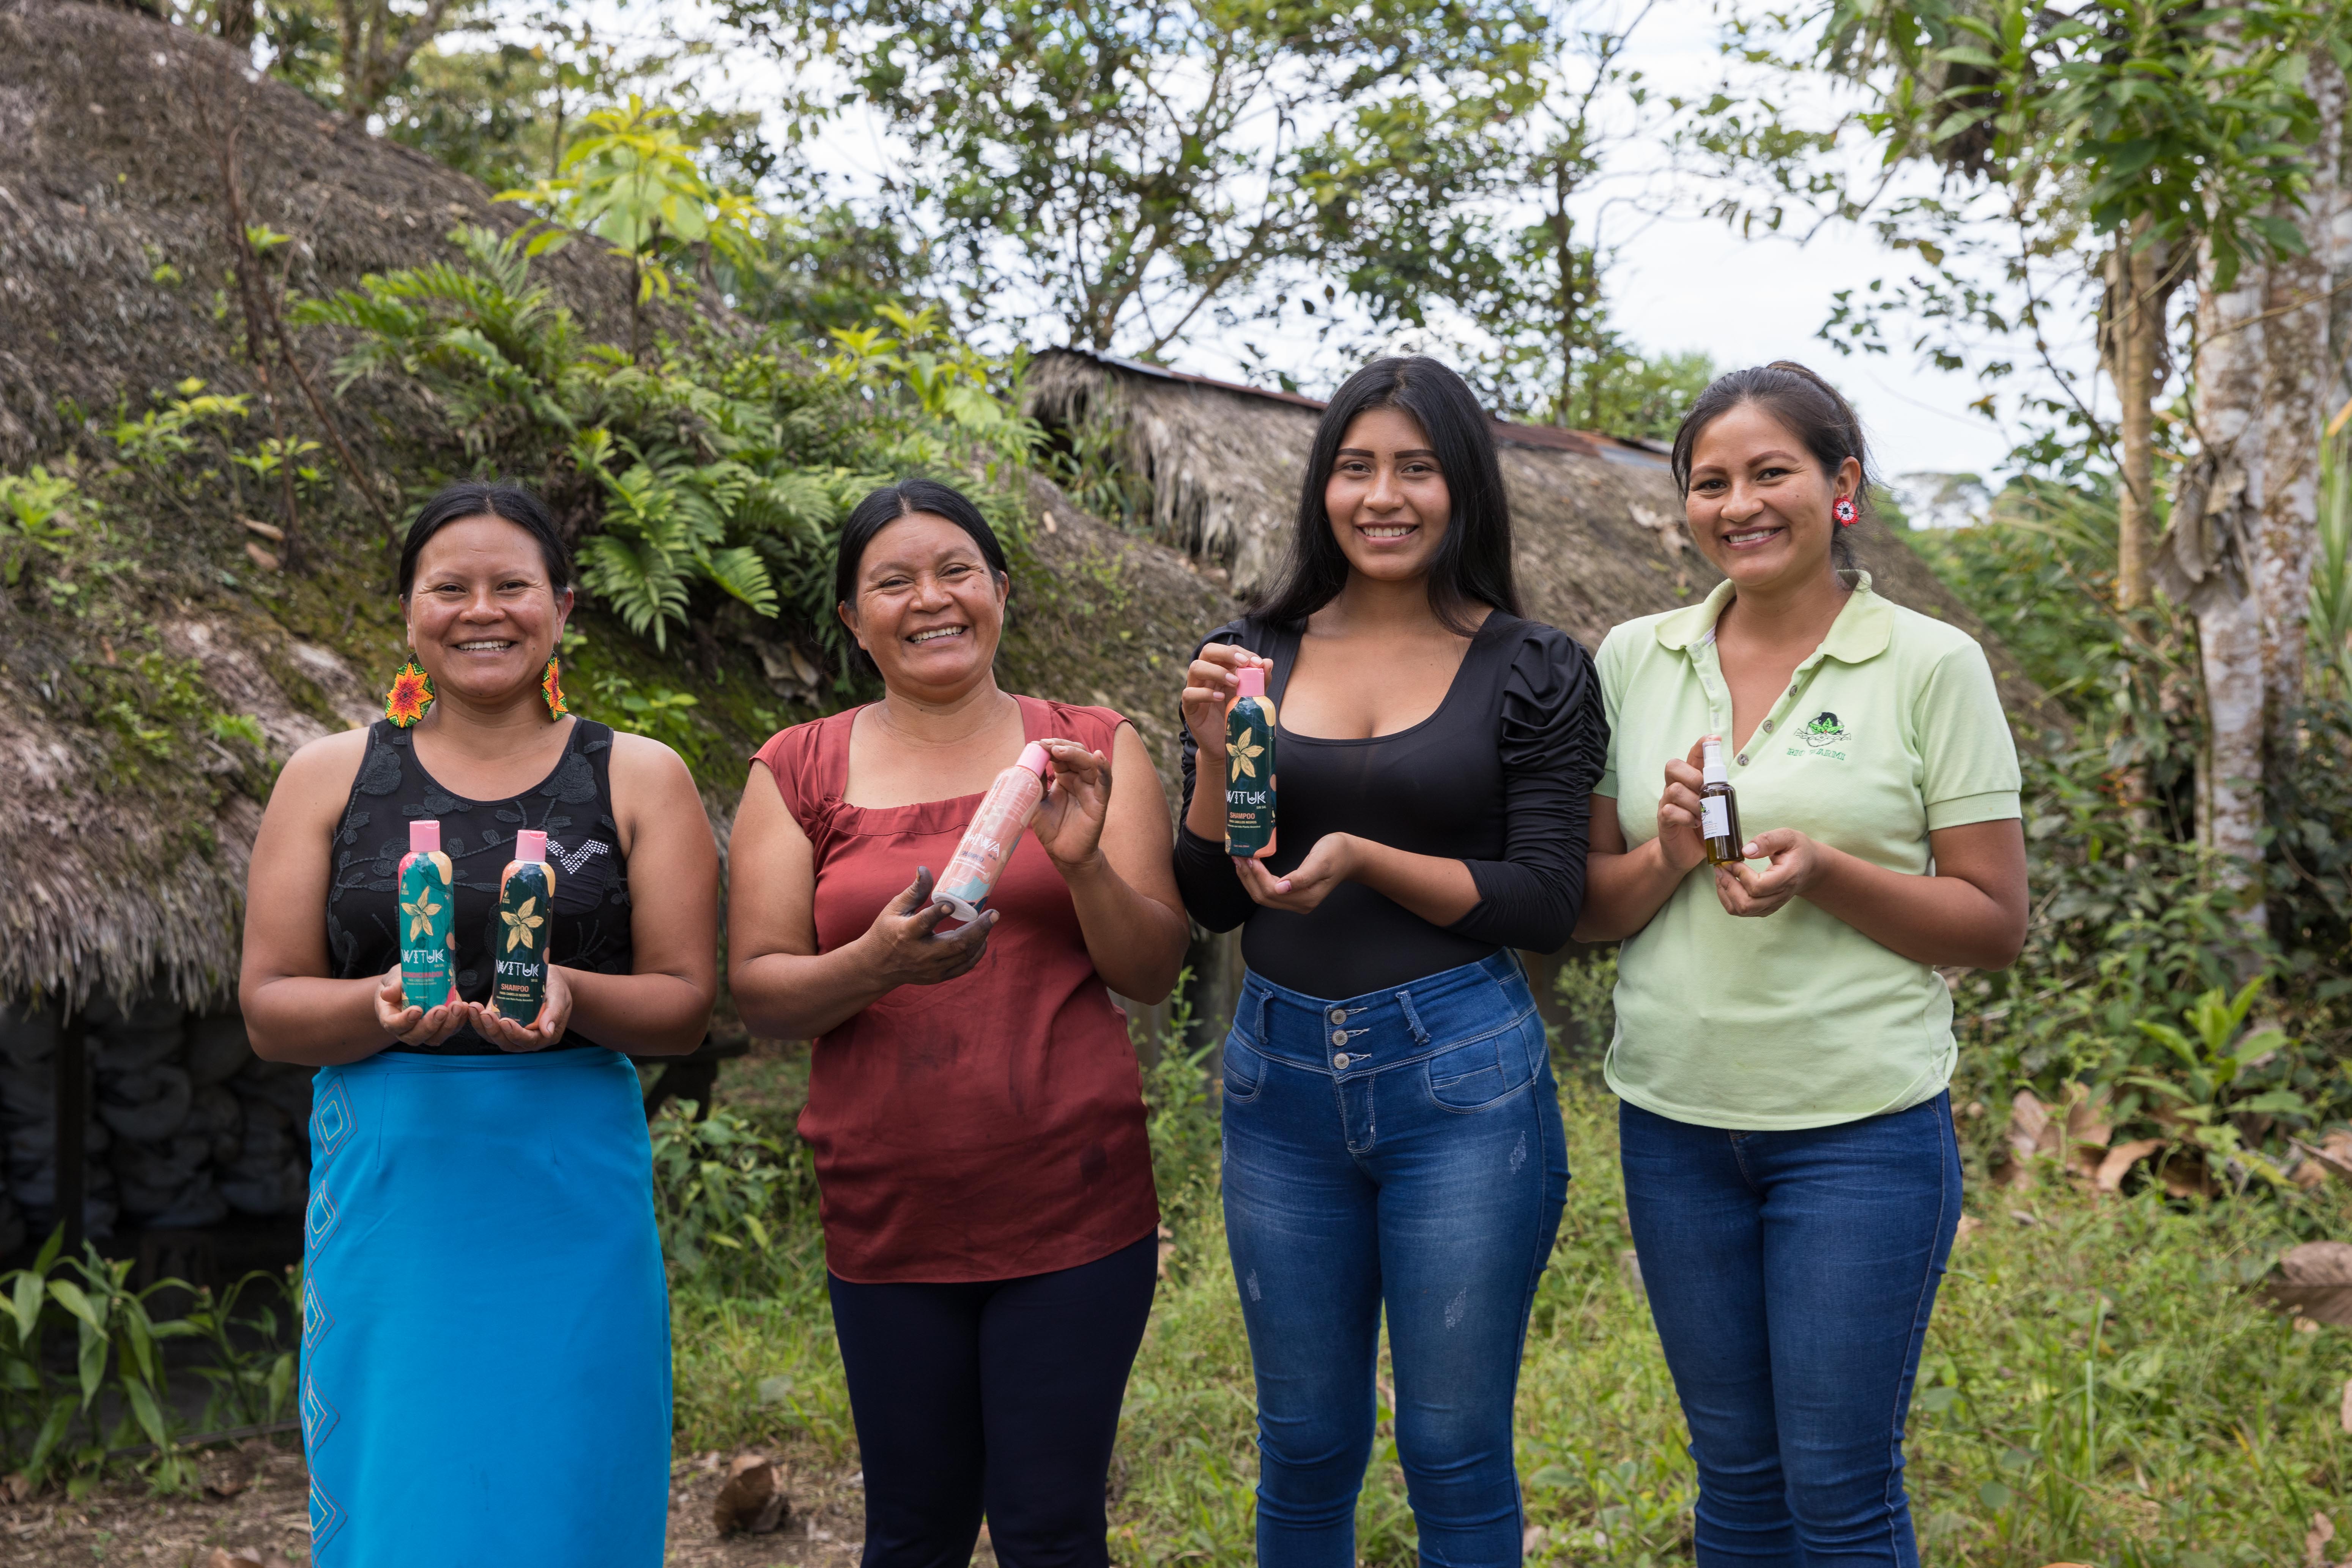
[1801,711,1851,749]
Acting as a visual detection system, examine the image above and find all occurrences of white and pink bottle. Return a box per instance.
[936,742,1054,923]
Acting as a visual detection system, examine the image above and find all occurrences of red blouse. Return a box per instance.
[753,695,1161,1283]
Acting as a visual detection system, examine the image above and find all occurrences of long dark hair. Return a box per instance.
[834,478,1012,673]
[1249,356,1521,633]
[1669,361,1875,571]
[397,481,573,596]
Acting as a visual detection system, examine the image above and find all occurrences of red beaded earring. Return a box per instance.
[1833,495,1859,526]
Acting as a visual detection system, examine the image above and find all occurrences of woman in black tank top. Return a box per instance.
[324,717,636,1051]
[237,482,718,1566]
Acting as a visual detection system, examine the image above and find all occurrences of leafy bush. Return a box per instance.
[0,1236,297,1497]
[648,1103,800,1286]
[1136,971,1219,1263]
[295,230,1037,671]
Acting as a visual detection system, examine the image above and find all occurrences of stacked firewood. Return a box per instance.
[0,1000,312,1248]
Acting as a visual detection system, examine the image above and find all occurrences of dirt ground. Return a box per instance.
[0,1441,976,1567]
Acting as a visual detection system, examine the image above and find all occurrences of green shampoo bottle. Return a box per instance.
[492,829,558,1024]
[1225,665,1277,859]
[397,819,457,1010]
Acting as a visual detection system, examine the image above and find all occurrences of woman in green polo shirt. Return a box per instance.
[1576,362,2027,1565]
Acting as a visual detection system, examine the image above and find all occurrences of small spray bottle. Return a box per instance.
[936,742,1053,923]
[492,829,558,1023]
[1224,665,1277,859]
[1699,735,1745,867]
[397,819,457,1010]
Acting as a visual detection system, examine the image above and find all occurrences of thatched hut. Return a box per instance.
[1022,348,2060,726]
[0,0,1231,1262]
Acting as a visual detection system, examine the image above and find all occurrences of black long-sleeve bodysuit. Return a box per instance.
[1174,613,1609,998]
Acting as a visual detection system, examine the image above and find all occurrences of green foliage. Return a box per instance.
[1550,947,1619,1070]
[1824,0,2334,288]
[1908,479,2199,827]
[2310,434,2352,698]
[649,1104,794,1285]
[0,466,81,588]
[295,225,1036,670]
[1136,971,1219,1261]
[498,94,764,334]
[1915,476,2352,1154]
[0,1238,296,1496]
[721,0,1550,355]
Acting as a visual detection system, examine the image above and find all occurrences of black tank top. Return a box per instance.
[325,719,635,1054]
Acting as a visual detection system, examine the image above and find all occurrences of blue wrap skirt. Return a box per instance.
[301,1048,671,1565]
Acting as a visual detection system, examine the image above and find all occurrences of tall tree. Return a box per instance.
[2161,41,2346,930]
[1730,0,2341,929]
[717,0,1546,356]
[1316,0,1693,425]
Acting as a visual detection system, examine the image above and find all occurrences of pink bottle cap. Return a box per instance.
[1016,742,1052,778]
[1235,666,1266,698]
[513,829,548,863]
[409,820,441,853]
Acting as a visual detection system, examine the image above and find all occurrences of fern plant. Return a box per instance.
[293,225,1035,667]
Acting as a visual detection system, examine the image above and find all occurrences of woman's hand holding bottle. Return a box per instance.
[375,966,470,1048]
[1715,829,1827,918]
[859,866,995,988]
[1032,738,1114,876]
[1656,740,1714,877]
[1180,644,1272,760]
[469,966,575,1053]
[1233,833,1356,912]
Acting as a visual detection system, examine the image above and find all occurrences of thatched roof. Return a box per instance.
[1023,349,2062,728]
[0,0,658,469]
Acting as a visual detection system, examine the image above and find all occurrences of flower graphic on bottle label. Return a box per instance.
[402,887,444,941]
[1229,733,1265,782]
[1802,711,1851,749]
[500,896,544,953]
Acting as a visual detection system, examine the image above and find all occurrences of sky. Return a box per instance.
[523,0,2106,493]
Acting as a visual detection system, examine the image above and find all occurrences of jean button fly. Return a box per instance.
[1330,1029,1348,1046]
[1333,1053,1352,1069]
[1328,1007,1347,1024]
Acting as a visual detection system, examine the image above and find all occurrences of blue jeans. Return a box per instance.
[1221,953,1570,1568]
[1618,1094,1961,1567]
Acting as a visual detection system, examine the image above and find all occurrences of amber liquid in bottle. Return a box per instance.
[1700,735,1744,866]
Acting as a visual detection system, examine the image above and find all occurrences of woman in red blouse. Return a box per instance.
[729,477,1188,1568]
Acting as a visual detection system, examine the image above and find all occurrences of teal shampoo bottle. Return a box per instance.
[1224,665,1277,858]
[397,819,457,1009]
[492,829,558,1024]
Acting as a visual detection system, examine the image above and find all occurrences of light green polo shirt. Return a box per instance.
[1596,572,2021,1130]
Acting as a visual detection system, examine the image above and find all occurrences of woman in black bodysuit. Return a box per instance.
[1175,356,1605,1568]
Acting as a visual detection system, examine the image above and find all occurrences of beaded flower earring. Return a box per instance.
[541,656,570,720]
[1833,495,1859,526]
[384,655,434,728]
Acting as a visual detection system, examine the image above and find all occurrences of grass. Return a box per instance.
[673,1047,2352,1566]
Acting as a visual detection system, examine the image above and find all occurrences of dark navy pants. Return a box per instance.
[1619,1092,1961,1566]
[1221,952,1571,1568]
[829,1234,1157,1568]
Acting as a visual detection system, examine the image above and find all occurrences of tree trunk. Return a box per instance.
[2112,223,2167,612]
[2259,50,2346,758]
[2166,47,2346,941]
[2176,235,2268,930]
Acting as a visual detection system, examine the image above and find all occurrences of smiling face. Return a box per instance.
[839,511,1008,700]
[404,514,571,712]
[1684,400,1863,593]
[1322,406,1451,585]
